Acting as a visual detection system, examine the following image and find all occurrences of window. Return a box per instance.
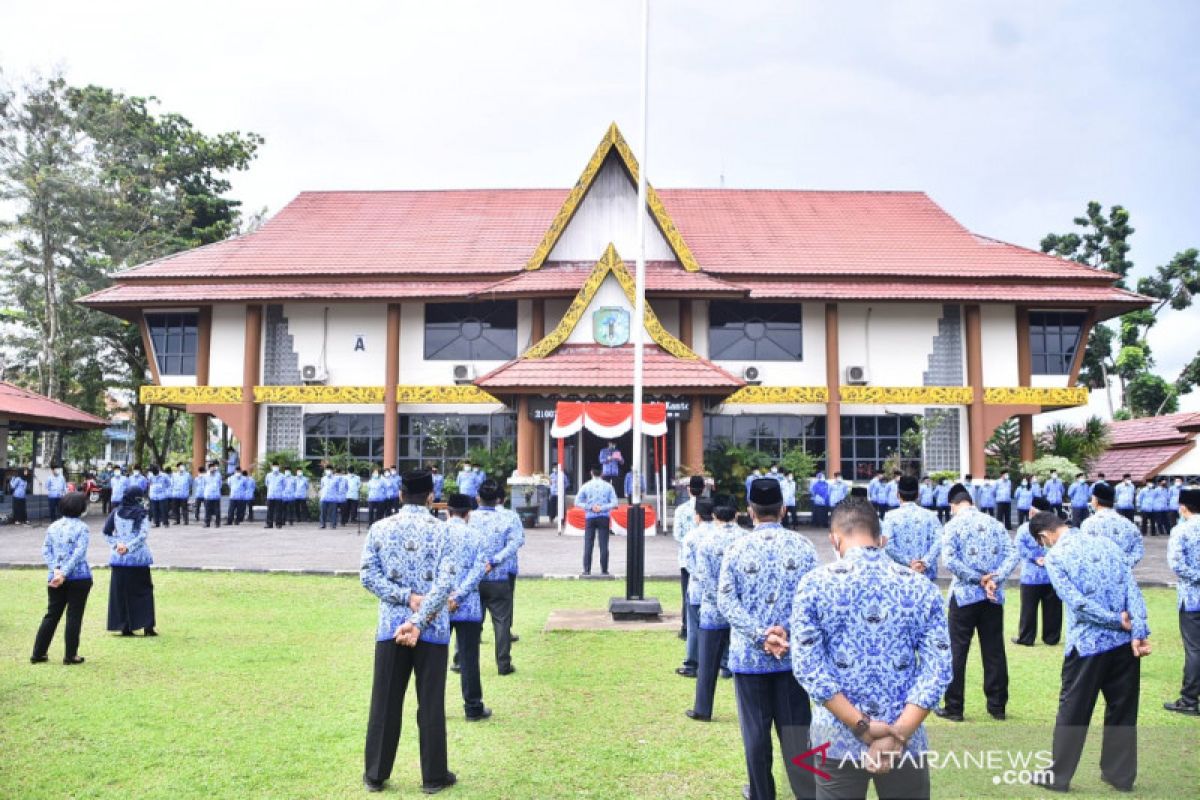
[304,414,386,468]
[840,415,918,480]
[1029,311,1086,375]
[396,413,515,476]
[424,302,517,361]
[146,312,198,375]
[708,302,803,361]
[704,414,826,462]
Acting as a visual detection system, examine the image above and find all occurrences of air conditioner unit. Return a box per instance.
[845,365,869,385]
[742,365,762,385]
[301,364,329,384]
[452,364,476,384]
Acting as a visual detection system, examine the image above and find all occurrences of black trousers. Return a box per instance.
[364,639,449,786]
[1017,508,1030,527]
[679,568,690,635]
[1155,511,1171,536]
[1050,645,1140,791]
[266,498,286,528]
[816,758,930,800]
[733,671,815,800]
[945,597,1008,716]
[101,488,112,515]
[873,502,887,520]
[171,498,188,524]
[1016,583,1062,645]
[693,627,730,718]
[48,497,61,522]
[1118,508,1136,523]
[936,506,949,524]
[1070,506,1089,527]
[341,498,360,525]
[995,502,1011,528]
[32,578,92,660]
[450,620,485,716]
[1179,609,1200,705]
[508,572,517,630]
[204,498,221,526]
[368,501,386,525]
[583,517,610,573]
[1051,502,1064,518]
[478,579,513,671]
[12,497,27,524]
[150,498,170,526]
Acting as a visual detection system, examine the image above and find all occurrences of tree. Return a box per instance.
[1126,373,1178,417]
[986,419,1022,477]
[1035,416,1109,471]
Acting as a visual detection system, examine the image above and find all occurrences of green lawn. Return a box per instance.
[0,570,1195,799]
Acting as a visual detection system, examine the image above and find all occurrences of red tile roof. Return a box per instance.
[475,344,743,392]
[474,262,744,298]
[1104,412,1200,448]
[81,279,499,305]
[1091,443,1194,484]
[0,382,109,430]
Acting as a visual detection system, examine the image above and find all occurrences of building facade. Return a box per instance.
[81,124,1148,490]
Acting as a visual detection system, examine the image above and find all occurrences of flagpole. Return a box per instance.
[631,0,648,509]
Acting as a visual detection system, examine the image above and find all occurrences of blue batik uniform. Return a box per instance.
[885,480,900,509]
[1045,478,1064,505]
[367,476,386,502]
[810,477,828,509]
[918,482,935,508]
[201,472,222,500]
[623,471,646,498]
[432,472,445,502]
[130,473,148,493]
[42,517,91,582]
[1169,484,1182,513]
[1115,482,1136,511]
[882,502,942,580]
[346,473,362,502]
[1080,508,1144,568]
[447,517,489,623]
[867,477,884,506]
[683,521,712,606]
[1168,516,1200,612]
[1015,485,1033,512]
[1068,480,1091,510]
[110,474,127,504]
[318,475,336,503]
[1151,485,1169,513]
[46,474,66,498]
[934,482,951,509]
[1015,522,1051,585]
[472,505,525,582]
[744,473,760,498]
[10,476,27,499]
[994,478,1012,506]
[457,469,479,499]
[1031,479,1044,500]
[577,478,618,521]
[694,521,744,629]
[170,470,191,500]
[1045,531,1149,657]
[294,474,308,502]
[673,498,696,570]
[360,504,458,644]
[791,546,952,761]
[828,480,850,506]
[105,514,153,567]
[599,446,622,479]
[942,507,1018,606]
[1136,486,1150,514]
[148,473,170,501]
[978,482,996,511]
[265,470,285,500]
[717,522,819,674]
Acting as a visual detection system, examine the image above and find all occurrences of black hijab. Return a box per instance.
[104,485,147,536]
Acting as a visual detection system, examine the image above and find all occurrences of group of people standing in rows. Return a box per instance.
[668,469,1200,799]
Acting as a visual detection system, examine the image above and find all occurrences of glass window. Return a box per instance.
[708,302,803,361]
[424,302,518,361]
[1029,311,1086,375]
[839,414,918,479]
[303,413,385,468]
[395,413,516,476]
[145,312,199,376]
[704,414,825,465]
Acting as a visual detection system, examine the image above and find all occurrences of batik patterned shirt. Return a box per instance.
[673,498,697,570]
[104,514,153,567]
[576,478,618,522]
[360,504,458,644]
[42,517,91,581]
[1080,508,1144,568]
[1045,530,1149,657]
[695,521,745,629]
[471,505,524,581]
[717,523,819,675]
[941,507,1018,606]
[1167,516,1200,612]
[791,546,952,761]
[683,520,712,605]
[881,503,942,581]
[447,517,489,623]
[170,471,191,499]
[1014,522,1050,585]
[46,475,67,498]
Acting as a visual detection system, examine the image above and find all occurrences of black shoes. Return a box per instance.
[497,665,516,676]
[1100,774,1134,793]
[581,571,591,576]
[1162,698,1200,715]
[510,634,520,643]
[466,708,492,721]
[685,709,711,722]
[121,629,135,637]
[363,776,385,793]
[933,707,964,722]
[989,711,1007,721]
[450,663,461,673]
[676,667,697,678]
[144,628,157,637]
[30,655,48,664]
[1010,638,1034,646]
[421,771,457,795]
[64,656,85,665]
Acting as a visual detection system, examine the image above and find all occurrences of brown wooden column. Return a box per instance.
[964,304,987,475]
[383,303,401,467]
[683,394,705,472]
[824,303,841,475]
[529,299,546,473]
[241,304,263,470]
[516,395,535,476]
[1015,307,1035,463]
[192,306,213,471]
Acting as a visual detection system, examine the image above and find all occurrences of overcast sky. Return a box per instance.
[4,1,1198,413]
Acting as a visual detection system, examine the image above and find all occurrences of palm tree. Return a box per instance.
[1036,416,1110,470]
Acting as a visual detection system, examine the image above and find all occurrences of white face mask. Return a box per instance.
[325,470,332,476]
[272,466,279,472]
[373,472,380,478]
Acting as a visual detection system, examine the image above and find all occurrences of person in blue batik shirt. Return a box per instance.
[934,478,951,524]
[1014,477,1034,526]
[828,472,850,509]
[994,470,1013,529]
[936,483,1018,722]
[200,461,223,528]
[104,485,157,636]
[1150,477,1171,537]
[1030,512,1151,794]
[444,493,492,722]
[169,462,191,526]
[674,474,706,668]
[717,478,819,800]
[1114,474,1137,523]
[45,465,67,522]
[292,468,309,523]
[31,492,93,664]
[367,469,387,525]
[318,466,339,530]
[1080,483,1144,568]
[430,466,445,503]
[342,469,363,526]
[147,465,172,528]
[1168,477,1184,530]
[809,472,829,529]
[360,469,459,794]
[471,479,523,676]
[1164,487,1200,715]
[680,498,714,694]
[599,441,623,493]
[1011,498,1062,646]
[1068,474,1092,527]
[1044,470,1065,516]
[977,477,996,516]
[792,498,952,799]
[867,470,886,520]
[264,462,286,529]
[882,476,942,581]
[687,496,742,721]
[9,468,30,526]
[577,467,618,578]
[885,471,902,514]
[744,467,763,502]
[917,475,935,512]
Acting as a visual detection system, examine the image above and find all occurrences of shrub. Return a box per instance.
[1020,455,1082,482]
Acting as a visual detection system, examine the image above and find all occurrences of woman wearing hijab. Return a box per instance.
[104,485,157,636]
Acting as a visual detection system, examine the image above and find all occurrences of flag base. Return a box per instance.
[608,596,663,621]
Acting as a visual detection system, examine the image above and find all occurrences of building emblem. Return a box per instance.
[593,306,631,347]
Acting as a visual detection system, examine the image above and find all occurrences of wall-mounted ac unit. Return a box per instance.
[844,365,869,385]
[301,364,329,384]
[742,366,763,385]
[453,364,476,385]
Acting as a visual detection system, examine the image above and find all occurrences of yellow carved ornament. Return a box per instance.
[523,243,697,361]
[984,387,1089,407]
[724,386,829,404]
[840,386,975,405]
[252,385,500,404]
[140,385,243,405]
[525,122,700,273]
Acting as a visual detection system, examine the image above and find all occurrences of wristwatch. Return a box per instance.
[854,716,871,741]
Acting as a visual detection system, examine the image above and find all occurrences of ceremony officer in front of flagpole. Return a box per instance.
[445,492,492,721]
[360,469,459,795]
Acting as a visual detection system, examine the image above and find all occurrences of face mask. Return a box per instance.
[372,472,380,478]
[272,466,279,472]
[770,467,778,473]
[325,470,332,476]
[1022,480,1028,486]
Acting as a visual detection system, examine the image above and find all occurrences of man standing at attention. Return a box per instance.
[445,493,492,721]
[201,461,223,528]
[867,470,886,520]
[170,462,191,526]
[1164,486,1200,716]
[828,472,850,511]
[576,467,618,578]
[470,480,522,676]
[792,498,953,799]
[1045,469,1065,518]
[717,478,819,800]
[882,475,942,582]
[994,470,1012,528]
[687,495,743,721]
[937,482,1017,722]
[264,462,285,530]
[1068,473,1092,527]
[46,465,67,522]
[1115,474,1137,523]
[457,461,479,507]
[1032,512,1151,794]
[599,440,623,494]
[674,475,706,663]
[1081,483,1144,568]
[360,469,459,795]
[1011,498,1062,647]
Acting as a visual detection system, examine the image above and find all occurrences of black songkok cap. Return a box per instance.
[447,493,472,512]
[477,479,504,502]
[711,493,736,510]
[948,483,973,505]
[401,469,434,494]
[695,498,715,517]
[1091,482,1115,504]
[850,486,868,499]
[898,475,919,494]
[1032,497,1052,512]
[748,477,783,505]
[1180,487,1200,508]
[689,475,707,492]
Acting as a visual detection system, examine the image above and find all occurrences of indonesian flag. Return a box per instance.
[550,401,668,438]
[560,504,658,536]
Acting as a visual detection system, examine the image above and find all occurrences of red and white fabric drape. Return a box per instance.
[550,402,668,438]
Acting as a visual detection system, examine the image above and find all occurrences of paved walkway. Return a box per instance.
[0,514,1182,585]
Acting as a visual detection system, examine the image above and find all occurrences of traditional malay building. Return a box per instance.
[80,124,1148,490]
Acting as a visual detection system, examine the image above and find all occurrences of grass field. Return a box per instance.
[0,570,1195,799]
